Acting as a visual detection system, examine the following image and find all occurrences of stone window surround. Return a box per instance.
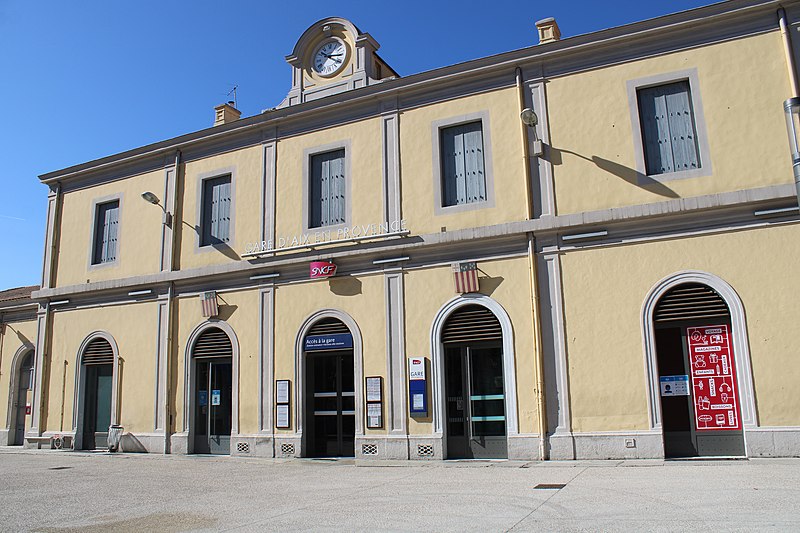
[626,68,712,184]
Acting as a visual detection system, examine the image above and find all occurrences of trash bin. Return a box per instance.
[107,424,124,452]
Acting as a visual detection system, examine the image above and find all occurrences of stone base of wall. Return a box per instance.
[746,427,800,457]
[273,434,301,458]
[170,432,189,455]
[119,433,166,453]
[407,435,443,460]
[230,435,274,457]
[507,434,541,460]
[550,430,664,460]
[0,429,8,446]
[355,435,409,459]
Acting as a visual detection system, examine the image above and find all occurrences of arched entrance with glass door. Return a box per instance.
[7,347,34,445]
[440,304,508,459]
[189,326,233,455]
[75,335,116,450]
[302,316,357,458]
[644,273,757,458]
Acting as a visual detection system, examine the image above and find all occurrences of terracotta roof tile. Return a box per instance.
[0,285,39,303]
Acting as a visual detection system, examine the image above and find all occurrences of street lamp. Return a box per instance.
[783,97,800,203]
[140,191,172,227]
[520,108,544,156]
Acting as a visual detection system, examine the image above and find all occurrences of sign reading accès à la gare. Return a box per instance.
[304,333,353,351]
[660,375,690,397]
[687,324,741,431]
[244,219,408,256]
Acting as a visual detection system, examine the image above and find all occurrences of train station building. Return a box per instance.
[2,0,800,460]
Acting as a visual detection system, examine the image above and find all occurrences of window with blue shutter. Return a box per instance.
[201,175,232,246]
[637,81,701,176]
[92,200,119,264]
[309,149,346,228]
[440,121,487,207]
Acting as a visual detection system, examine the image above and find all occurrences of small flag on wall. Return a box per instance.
[201,291,219,317]
[452,262,479,294]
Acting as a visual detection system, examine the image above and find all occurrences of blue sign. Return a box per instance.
[409,379,427,415]
[198,390,208,407]
[305,333,353,351]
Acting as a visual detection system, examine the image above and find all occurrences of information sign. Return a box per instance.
[366,377,382,403]
[211,390,221,406]
[276,404,290,429]
[660,375,690,397]
[686,324,740,431]
[198,390,208,407]
[276,380,290,404]
[367,403,382,429]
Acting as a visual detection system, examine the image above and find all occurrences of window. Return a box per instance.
[440,121,487,207]
[309,149,346,228]
[628,69,710,182]
[637,81,700,175]
[201,175,232,246]
[431,112,494,215]
[92,200,119,264]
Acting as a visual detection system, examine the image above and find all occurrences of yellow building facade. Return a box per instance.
[7,1,800,459]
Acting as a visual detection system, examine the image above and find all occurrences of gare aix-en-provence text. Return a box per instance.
[243,219,409,257]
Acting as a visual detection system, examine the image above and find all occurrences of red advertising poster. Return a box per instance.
[686,325,740,431]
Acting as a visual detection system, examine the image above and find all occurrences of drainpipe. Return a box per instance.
[779,8,799,98]
[516,67,549,461]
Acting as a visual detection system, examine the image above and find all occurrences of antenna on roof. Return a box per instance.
[227,85,238,109]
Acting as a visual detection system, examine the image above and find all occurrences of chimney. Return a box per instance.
[214,101,241,126]
[536,17,561,44]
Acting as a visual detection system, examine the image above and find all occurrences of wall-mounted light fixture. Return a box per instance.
[520,108,544,156]
[141,191,172,227]
[783,97,800,204]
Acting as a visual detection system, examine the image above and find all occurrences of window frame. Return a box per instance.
[87,194,122,270]
[302,140,351,234]
[431,111,495,215]
[195,167,236,252]
[627,68,712,183]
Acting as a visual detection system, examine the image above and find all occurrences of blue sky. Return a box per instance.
[0,0,716,290]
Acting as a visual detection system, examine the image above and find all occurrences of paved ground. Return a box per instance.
[0,449,798,532]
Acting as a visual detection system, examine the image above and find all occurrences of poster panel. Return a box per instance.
[686,324,740,431]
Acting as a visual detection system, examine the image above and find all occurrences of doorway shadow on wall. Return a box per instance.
[328,276,362,296]
[548,147,679,199]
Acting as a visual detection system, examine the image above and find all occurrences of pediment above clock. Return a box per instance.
[277,17,398,108]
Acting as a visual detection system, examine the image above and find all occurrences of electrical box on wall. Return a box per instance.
[408,357,427,416]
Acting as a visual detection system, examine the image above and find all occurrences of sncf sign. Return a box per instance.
[310,261,337,279]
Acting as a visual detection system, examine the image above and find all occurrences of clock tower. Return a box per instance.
[278,17,398,108]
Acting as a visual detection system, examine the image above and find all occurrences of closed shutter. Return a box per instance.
[202,176,231,245]
[307,317,349,336]
[654,283,729,323]
[310,150,345,227]
[442,305,502,344]
[82,338,114,365]
[638,81,700,175]
[192,328,233,359]
[441,122,486,206]
[93,200,119,264]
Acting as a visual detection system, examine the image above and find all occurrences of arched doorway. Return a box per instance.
[442,304,507,459]
[190,327,233,455]
[77,337,115,450]
[653,282,745,457]
[303,317,356,457]
[9,348,34,446]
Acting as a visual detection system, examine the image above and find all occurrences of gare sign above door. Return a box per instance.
[310,261,337,279]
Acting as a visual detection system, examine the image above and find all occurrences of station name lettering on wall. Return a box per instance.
[244,219,408,255]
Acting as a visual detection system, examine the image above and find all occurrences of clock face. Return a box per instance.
[313,40,347,76]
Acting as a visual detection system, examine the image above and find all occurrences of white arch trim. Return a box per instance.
[294,309,365,453]
[430,294,519,440]
[73,331,120,450]
[641,270,758,431]
[5,344,35,441]
[183,320,240,450]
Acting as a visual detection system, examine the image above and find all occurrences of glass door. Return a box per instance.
[306,351,355,457]
[445,344,507,459]
[82,363,113,450]
[194,359,232,455]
